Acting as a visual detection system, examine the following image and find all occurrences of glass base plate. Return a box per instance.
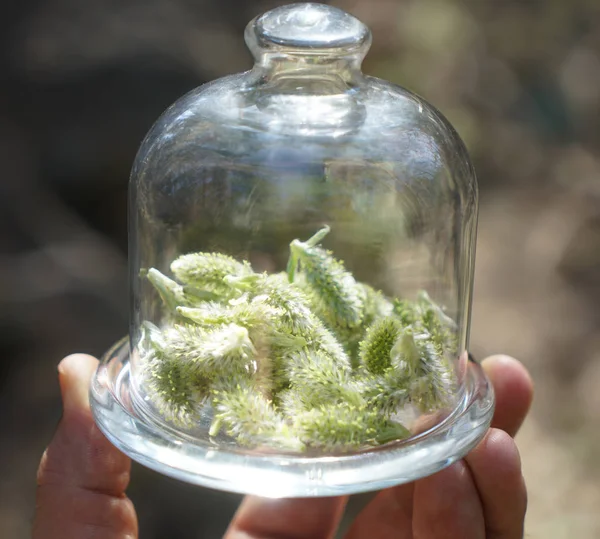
[90,338,494,498]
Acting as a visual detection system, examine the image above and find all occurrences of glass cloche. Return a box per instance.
[90,2,494,497]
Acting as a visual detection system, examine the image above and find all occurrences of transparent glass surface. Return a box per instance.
[91,3,494,496]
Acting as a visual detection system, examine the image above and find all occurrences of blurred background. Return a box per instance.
[1,0,599,537]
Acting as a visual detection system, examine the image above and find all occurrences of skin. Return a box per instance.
[34,354,533,539]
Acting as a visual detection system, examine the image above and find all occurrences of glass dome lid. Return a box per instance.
[90,2,494,497]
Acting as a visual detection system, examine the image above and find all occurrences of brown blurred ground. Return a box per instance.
[1,0,599,537]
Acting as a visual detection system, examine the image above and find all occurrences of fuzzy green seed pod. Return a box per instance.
[362,283,394,321]
[293,401,410,450]
[145,352,211,427]
[249,273,317,335]
[359,369,411,416]
[138,320,166,354]
[211,382,303,450]
[267,277,350,365]
[288,227,364,329]
[162,323,257,379]
[420,307,453,356]
[171,252,252,295]
[391,328,455,412]
[146,268,188,312]
[359,317,404,375]
[230,272,351,368]
[223,271,351,395]
[140,322,211,426]
[294,402,376,450]
[417,290,456,330]
[417,295,458,359]
[326,283,393,365]
[176,299,279,332]
[392,298,418,326]
[140,224,459,451]
[277,389,308,417]
[283,349,360,411]
[309,322,351,367]
[292,247,365,328]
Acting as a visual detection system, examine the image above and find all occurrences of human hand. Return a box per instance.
[34,353,532,538]
[225,354,532,539]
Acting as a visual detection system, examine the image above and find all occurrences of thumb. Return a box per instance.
[33,354,138,539]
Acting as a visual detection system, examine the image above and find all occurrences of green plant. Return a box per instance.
[141,225,457,452]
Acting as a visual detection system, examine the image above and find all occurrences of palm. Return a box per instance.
[34,354,531,539]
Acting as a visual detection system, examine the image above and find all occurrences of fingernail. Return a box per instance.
[58,354,99,414]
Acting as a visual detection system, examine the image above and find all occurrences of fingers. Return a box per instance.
[58,353,99,417]
[350,432,524,539]
[39,354,132,495]
[412,460,485,539]
[225,496,347,539]
[33,354,138,539]
[465,428,527,539]
[344,355,532,538]
[409,359,529,539]
[34,488,137,539]
[481,355,534,437]
[227,356,532,539]
[344,484,414,539]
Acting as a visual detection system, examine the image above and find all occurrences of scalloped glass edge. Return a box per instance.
[90,337,494,498]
